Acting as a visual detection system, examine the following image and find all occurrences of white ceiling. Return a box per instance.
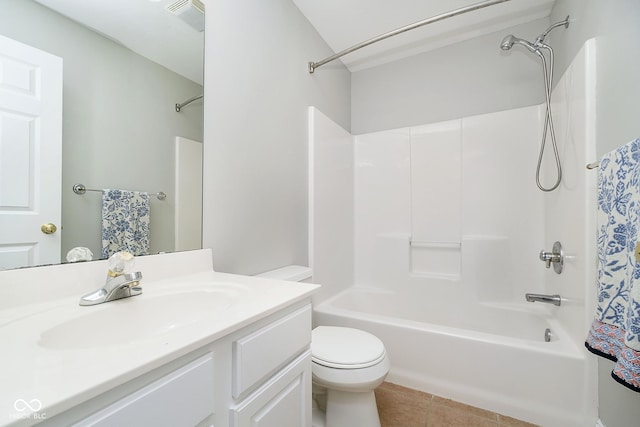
[293,0,555,72]
[32,0,555,82]
[34,0,204,85]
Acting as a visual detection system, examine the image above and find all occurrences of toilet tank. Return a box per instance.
[254,265,313,282]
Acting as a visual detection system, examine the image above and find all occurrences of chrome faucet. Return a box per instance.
[525,293,561,306]
[79,271,143,306]
[79,251,143,306]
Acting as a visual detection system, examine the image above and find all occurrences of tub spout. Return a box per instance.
[525,293,561,306]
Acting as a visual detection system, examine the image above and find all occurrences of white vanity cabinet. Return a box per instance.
[40,302,313,427]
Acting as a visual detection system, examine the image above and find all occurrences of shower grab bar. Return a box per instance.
[586,161,599,169]
[73,183,167,201]
[175,94,203,112]
[308,0,511,73]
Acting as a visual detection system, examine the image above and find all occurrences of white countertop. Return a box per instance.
[0,265,318,426]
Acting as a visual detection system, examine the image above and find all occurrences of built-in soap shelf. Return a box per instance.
[409,240,461,279]
[409,241,461,249]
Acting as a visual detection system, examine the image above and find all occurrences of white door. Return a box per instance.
[0,35,62,270]
[174,136,202,251]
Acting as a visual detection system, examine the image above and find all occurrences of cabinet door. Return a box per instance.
[231,351,311,427]
[74,354,214,427]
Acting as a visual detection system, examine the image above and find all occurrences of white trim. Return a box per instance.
[596,419,607,427]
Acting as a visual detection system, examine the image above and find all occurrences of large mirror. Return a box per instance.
[0,0,204,270]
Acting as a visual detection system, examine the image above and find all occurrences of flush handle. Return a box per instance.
[539,241,563,274]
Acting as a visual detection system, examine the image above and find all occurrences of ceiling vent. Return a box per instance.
[166,0,205,32]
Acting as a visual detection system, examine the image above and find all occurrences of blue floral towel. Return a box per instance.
[585,138,640,393]
[101,189,150,259]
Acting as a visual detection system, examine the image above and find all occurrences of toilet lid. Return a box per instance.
[311,326,386,369]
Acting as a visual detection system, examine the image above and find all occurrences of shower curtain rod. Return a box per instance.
[175,94,203,112]
[308,0,511,73]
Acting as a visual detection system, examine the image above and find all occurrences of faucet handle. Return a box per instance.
[539,250,553,268]
[107,251,135,276]
[539,241,563,274]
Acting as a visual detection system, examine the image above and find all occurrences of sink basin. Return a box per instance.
[39,290,235,349]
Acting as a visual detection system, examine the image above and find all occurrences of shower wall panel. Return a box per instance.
[308,107,355,304]
[410,120,462,244]
[353,105,544,296]
[542,39,597,349]
[353,128,411,287]
[461,105,545,299]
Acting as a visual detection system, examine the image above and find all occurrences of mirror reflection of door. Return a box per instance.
[0,34,62,270]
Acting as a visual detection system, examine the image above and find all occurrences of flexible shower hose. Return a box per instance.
[534,45,562,192]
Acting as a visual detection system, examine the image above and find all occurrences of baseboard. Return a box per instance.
[596,419,607,427]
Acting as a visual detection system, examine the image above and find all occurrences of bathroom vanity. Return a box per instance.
[0,249,318,427]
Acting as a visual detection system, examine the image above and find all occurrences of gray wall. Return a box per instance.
[0,0,203,260]
[202,0,350,274]
[351,18,550,134]
[551,0,640,156]
[549,2,640,426]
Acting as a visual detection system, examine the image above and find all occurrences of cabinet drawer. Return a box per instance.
[230,351,312,427]
[233,305,311,399]
[74,354,214,427]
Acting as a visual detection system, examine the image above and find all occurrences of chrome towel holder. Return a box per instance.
[586,161,599,169]
[73,184,167,201]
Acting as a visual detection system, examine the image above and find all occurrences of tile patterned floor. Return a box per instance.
[375,382,539,427]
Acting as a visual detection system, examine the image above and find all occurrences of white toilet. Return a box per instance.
[255,266,390,427]
[311,325,390,427]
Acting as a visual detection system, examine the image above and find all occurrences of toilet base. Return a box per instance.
[324,389,381,427]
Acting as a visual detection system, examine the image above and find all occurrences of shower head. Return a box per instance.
[500,35,537,53]
[501,16,570,54]
[500,35,516,50]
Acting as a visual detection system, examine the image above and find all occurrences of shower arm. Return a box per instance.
[308,0,511,73]
[535,16,570,46]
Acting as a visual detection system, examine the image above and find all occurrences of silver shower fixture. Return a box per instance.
[500,35,536,53]
[500,16,570,192]
[166,0,205,32]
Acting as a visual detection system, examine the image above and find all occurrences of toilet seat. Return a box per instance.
[311,326,386,369]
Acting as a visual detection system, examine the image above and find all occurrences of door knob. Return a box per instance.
[41,223,57,235]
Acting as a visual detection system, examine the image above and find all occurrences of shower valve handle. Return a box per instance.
[539,241,563,274]
[539,250,559,267]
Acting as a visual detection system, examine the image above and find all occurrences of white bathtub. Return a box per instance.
[313,286,592,427]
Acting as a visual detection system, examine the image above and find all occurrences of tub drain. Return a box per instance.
[544,328,552,342]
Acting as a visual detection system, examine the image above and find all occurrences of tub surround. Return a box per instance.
[0,249,319,426]
[309,39,598,427]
